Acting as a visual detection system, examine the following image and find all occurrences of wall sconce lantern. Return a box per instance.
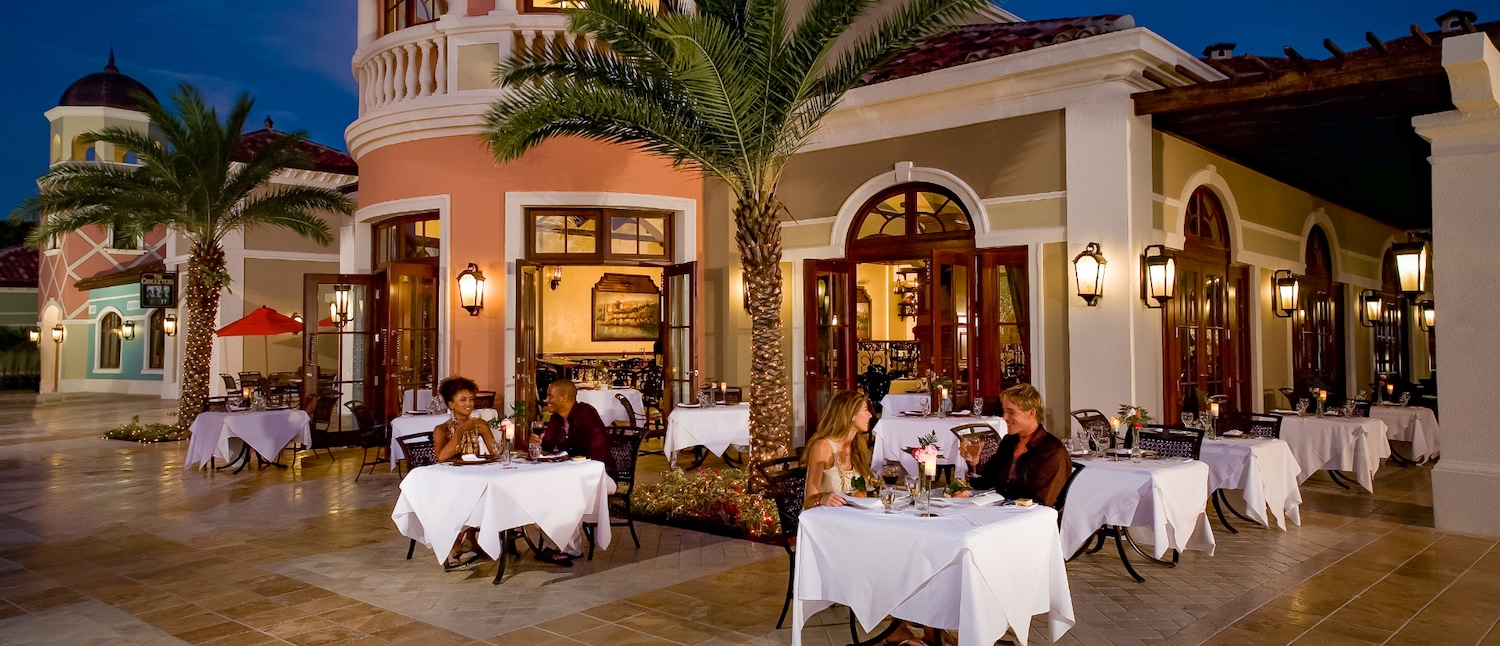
[457,263,485,316]
[163,313,177,337]
[1273,269,1300,318]
[120,320,136,340]
[1072,242,1107,306]
[547,265,563,291]
[1392,239,1429,297]
[1359,289,1383,327]
[332,284,353,327]
[1418,300,1435,331]
[28,328,39,343]
[328,303,346,328]
[1140,244,1176,308]
[51,324,64,343]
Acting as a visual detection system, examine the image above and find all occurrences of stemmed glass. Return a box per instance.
[919,398,931,417]
[1180,412,1196,429]
[973,396,985,416]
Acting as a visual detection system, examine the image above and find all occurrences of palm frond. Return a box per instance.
[230,185,347,246]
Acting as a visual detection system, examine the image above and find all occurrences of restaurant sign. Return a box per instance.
[141,273,178,308]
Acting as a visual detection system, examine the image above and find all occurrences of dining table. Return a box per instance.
[392,459,613,580]
[879,391,932,415]
[664,403,750,468]
[869,412,1005,481]
[1275,413,1390,492]
[1197,437,1303,530]
[389,413,453,467]
[1061,455,1216,570]
[1366,404,1440,463]
[793,503,1074,646]
[576,387,645,426]
[184,409,312,472]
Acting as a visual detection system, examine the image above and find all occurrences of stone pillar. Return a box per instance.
[1414,32,1500,538]
[357,0,378,49]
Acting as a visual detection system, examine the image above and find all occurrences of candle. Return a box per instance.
[720,382,727,393]
[241,386,252,400]
[1386,384,1394,394]
[1209,402,1220,417]
[502,419,514,442]
[923,455,937,477]
[1318,389,1327,401]
[940,387,947,400]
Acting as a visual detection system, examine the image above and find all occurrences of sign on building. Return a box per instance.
[141,273,178,308]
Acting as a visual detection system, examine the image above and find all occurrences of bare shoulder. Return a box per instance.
[805,439,833,466]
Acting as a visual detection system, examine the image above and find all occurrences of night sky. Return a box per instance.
[0,1,1474,217]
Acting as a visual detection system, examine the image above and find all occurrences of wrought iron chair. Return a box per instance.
[1278,387,1299,409]
[306,393,356,462]
[346,400,389,482]
[862,365,892,415]
[1053,462,1087,527]
[398,433,437,560]
[583,426,644,559]
[1071,408,1116,450]
[220,374,237,392]
[754,456,807,630]
[948,423,1001,477]
[237,372,263,391]
[473,391,496,411]
[1137,424,1205,460]
[1221,413,1282,439]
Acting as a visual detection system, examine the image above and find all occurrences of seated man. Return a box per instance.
[538,379,609,462]
[958,384,1071,506]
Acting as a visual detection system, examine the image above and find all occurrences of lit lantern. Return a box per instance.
[1391,240,1428,297]
[51,324,64,343]
[1359,289,1383,328]
[1418,300,1435,331]
[1140,244,1176,308]
[328,302,346,329]
[28,328,39,343]
[457,263,485,316]
[1072,242,1107,306]
[1273,270,1300,318]
[547,265,563,291]
[163,313,177,336]
[120,320,135,340]
[332,284,352,326]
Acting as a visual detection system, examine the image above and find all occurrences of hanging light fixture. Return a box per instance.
[28,328,39,343]
[547,265,563,291]
[332,284,352,327]
[163,313,177,336]
[1359,289,1383,327]
[1140,244,1176,308]
[1273,269,1300,318]
[120,320,136,340]
[1072,242,1107,306]
[51,324,64,343]
[1391,238,1429,297]
[1418,300,1435,331]
[457,263,485,315]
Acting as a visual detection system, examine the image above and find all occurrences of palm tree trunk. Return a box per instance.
[175,243,226,431]
[735,194,793,466]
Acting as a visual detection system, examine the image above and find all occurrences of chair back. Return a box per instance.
[473,391,496,410]
[1353,401,1372,418]
[639,363,664,408]
[1139,424,1205,460]
[1278,387,1298,409]
[311,393,341,431]
[614,393,640,426]
[1070,408,1115,449]
[754,457,808,544]
[202,396,232,413]
[602,426,644,485]
[397,432,438,468]
[949,423,1001,473]
[1052,461,1087,525]
[1222,412,1282,439]
[220,374,237,391]
[345,400,386,447]
[863,365,892,413]
[238,372,263,389]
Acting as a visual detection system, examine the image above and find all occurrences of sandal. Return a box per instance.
[534,548,574,567]
[444,551,482,571]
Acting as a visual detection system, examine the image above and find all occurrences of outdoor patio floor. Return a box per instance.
[0,392,1494,645]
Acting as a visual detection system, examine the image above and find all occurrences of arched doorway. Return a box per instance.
[806,182,1030,430]
[1294,225,1346,401]
[1164,187,1250,419]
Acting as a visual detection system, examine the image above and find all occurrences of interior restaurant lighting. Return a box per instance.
[1392,238,1429,297]
[332,284,352,327]
[120,320,135,340]
[28,328,39,343]
[51,324,64,343]
[1072,242,1107,306]
[547,265,563,291]
[1418,300,1436,331]
[457,263,485,316]
[328,302,347,329]
[1273,269,1300,318]
[1359,289,1383,327]
[1140,244,1176,308]
[163,313,177,336]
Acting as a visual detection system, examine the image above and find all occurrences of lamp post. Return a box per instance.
[457,263,485,315]
[1072,242,1107,306]
[1359,289,1383,328]
[1273,270,1300,318]
[1140,244,1176,308]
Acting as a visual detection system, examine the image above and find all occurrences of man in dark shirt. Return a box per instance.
[959,384,1071,506]
[539,379,610,463]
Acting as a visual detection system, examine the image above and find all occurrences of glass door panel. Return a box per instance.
[303,274,381,429]
[929,251,972,409]
[384,261,439,422]
[663,262,696,410]
[973,248,1028,414]
[804,260,856,432]
[515,263,542,430]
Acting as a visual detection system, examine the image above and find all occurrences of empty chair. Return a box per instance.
[346,400,389,481]
[1278,387,1299,409]
[473,391,496,411]
[1221,413,1282,439]
[307,393,358,462]
[202,396,232,413]
[398,433,438,560]
[583,426,644,558]
[238,372,263,390]
[1137,424,1206,460]
[615,393,640,427]
[1071,408,1116,450]
[862,365,892,414]
[220,374,237,392]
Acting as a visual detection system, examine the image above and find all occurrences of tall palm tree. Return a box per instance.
[484,0,988,464]
[17,85,356,429]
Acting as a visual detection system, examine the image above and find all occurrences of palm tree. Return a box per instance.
[484,0,988,464]
[17,85,356,429]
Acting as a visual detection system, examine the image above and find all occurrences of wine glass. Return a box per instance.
[919,398,931,417]
[880,486,899,514]
[973,396,985,416]
[881,463,902,488]
[1180,412,1195,429]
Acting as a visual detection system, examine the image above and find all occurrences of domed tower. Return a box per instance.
[45,50,159,164]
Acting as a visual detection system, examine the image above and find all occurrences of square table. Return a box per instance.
[1197,437,1303,530]
[1367,404,1440,462]
[664,403,750,468]
[1276,414,1390,492]
[184,409,312,471]
[1061,457,1215,561]
[576,387,645,426]
[392,459,614,570]
[793,504,1074,646]
[869,414,1006,481]
[389,414,452,467]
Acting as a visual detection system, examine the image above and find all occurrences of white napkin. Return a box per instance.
[841,496,883,510]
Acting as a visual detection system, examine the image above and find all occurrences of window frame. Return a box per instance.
[146,309,166,372]
[372,212,441,272]
[108,225,139,251]
[97,311,123,372]
[380,0,448,37]
[525,208,674,264]
[846,182,976,263]
[1293,226,1346,401]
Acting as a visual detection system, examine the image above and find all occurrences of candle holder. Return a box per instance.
[915,472,934,516]
[501,437,517,469]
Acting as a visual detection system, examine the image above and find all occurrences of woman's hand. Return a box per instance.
[820,492,848,508]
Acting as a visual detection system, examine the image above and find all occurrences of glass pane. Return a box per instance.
[915,192,970,235]
[413,219,440,258]
[640,217,667,256]
[611,216,638,255]
[994,266,1017,323]
[535,215,566,254]
[857,195,905,239]
[567,215,597,254]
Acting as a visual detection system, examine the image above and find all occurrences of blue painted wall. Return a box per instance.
[86,284,162,382]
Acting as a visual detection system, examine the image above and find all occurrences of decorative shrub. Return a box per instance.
[628,468,780,539]
[103,415,188,443]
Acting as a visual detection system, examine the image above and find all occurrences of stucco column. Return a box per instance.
[1415,32,1500,538]
[357,0,378,49]
[1063,91,1163,425]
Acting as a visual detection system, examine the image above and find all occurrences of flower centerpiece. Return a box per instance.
[1116,404,1151,460]
[903,431,941,511]
[477,407,515,466]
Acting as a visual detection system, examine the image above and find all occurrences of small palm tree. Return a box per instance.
[484,0,987,464]
[17,85,356,429]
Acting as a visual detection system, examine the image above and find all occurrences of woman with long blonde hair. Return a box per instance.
[802,391,874,508]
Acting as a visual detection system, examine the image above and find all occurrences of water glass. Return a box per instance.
[973,397,985,416]
[880,486,899,513]
[1180,412,1195,428]
[919,398,931,417]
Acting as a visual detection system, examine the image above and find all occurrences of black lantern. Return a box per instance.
[51,324,64,343]
[332,284,353,327]
[1273,269,1299,318]
[547,265,563,291]
[1418,300,1435,331]
[1359,289,1383,328]
[457,263,485,316]
[120,320,135,340]
[1392,239,1428,297]
[1072,242,1107,306]
[1140,245,1176,308]
[163,313,177,336]
[28,328,39,343]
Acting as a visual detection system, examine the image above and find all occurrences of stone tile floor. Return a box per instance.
[0,392,1494,645]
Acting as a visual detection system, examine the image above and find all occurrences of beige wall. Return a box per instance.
[243,208,344,255]
[1040,242,1069,432]
[242,258,338,374]
[539,265,663,356]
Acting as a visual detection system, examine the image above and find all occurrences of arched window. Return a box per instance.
[1164,187,1249,418]
[1294,226,1345,400]
[148,309,165,370]
[847,183,973,261]
[98,312,122,370]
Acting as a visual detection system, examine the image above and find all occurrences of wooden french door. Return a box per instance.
[382,261,439,422]
[1164,259,1250,419]
[302,273,383,427]
[514,262,542,425]
[662,262,697,411]
[927,251,972,408]
[972,248,1030,414]
[804,260,857,433]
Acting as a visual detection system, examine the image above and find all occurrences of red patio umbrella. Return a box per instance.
[216,306,303,374]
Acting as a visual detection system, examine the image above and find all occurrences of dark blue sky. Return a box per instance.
[0,1,1474,216]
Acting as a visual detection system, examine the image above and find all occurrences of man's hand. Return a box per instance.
[958,437,983,465]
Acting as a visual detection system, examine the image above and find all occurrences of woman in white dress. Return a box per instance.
[802,391,874,509]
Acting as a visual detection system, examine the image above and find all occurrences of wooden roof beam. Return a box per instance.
[1133,50,1445,115]
[1411,24,1434,47]
[1284,46,1311,71]
[1174,64,1213,85]
[1324,39,1347,62]
[1246,53,1277,75]
[1365,31,1389,54]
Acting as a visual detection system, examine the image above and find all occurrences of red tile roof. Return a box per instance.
[236,124,358,176]
[860,15,1137,86]
[0,246,39,289]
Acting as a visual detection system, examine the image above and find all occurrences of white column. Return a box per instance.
[1415,32,1500,538]
[1063,90,1163,422]
[382,50,397,104]
[357,0,379,49]
[435,35,448,95]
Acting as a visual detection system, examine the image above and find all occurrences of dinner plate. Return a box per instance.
[1221,430,1243,437]
[678,403,701,408]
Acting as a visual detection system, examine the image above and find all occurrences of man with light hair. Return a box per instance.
[958,384,1071,506]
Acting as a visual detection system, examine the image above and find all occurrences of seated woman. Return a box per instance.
[432,376,500,571]
[958,383,1070,506]
[802,391,874,509]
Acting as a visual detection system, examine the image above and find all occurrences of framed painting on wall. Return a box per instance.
[592,273,661,341]
[855,286,872,341]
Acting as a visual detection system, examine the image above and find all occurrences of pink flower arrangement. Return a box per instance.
[911,444,940,462]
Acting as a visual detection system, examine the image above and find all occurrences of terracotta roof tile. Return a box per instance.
[0,246,39,288]
[236,128,358,176]
[860,15,1136,86]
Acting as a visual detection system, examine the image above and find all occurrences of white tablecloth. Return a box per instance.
[665,404,750,467]
[577,388,645,426]
[1277,415,1390,492]
[880,392,932,415]
[402,389,435,413]
[1061,457,1215,560]
[1368,405,1441,462]
[389,414,451,466]
[793,504,1073,646]
[391,459,613,564]
[870,415,1006,481]
[1198,438,1303,530]
[184,410,312,470]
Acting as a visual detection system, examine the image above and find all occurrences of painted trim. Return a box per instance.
[92,306,126,373]
[58,378,163,395]
[1170,165,1247,264]
[979,190,1068,206]
[781,216,836,228]
[975,226,1067,247]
